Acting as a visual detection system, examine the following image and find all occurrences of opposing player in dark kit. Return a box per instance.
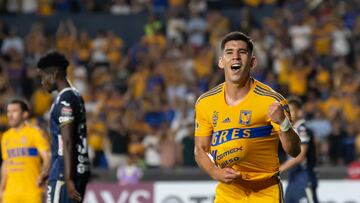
[37,51,90,203]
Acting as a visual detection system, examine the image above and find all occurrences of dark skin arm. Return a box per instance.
[61,122,82,202]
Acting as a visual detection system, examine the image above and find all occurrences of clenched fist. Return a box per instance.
[268,102,286,124]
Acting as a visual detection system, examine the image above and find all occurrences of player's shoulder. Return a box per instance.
[24,123,44,134]
[59,87,79,99]
[2,128,12,139]
[253,80,286,103]
[195,83,224,106]
[57,87,81,104]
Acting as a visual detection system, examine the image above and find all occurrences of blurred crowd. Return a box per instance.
[0,0,360,180]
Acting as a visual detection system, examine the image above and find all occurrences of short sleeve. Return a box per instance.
[33,128,50,152]
[58,93,76,127]
[194,102,213,137]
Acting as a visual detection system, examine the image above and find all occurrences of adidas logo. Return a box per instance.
[222,117,231,123]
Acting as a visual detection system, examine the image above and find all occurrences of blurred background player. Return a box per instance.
[280,96,318,203]
[0,99,50,203]
[194,31,300,202]
[37,51,90,203]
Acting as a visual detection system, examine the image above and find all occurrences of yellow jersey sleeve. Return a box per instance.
[194,101,213,137]
[33,128,49,153]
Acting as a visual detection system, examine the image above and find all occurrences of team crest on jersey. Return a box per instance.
[239,110,252,125]
[212,111,219,127]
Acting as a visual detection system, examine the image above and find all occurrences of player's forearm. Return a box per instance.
[61,124,76,181]
[279,144,307,173]
[194,147,218,180]
[279,157,301,173]
[0,162,8,192]
[63,140,75,181]
[279,128,301,157]
[40,150,51,177]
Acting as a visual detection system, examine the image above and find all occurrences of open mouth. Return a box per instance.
[231,64,241,71]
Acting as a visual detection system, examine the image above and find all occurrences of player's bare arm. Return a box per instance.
[61,123,82,202]
[37,149,51,186]
[0,160,8,201]
[268,102,301,157]
[279,144,308,173]
[195,136,240,183]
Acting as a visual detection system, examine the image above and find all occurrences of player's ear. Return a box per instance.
[218,57,224,69]
[23,111,29,120]
[250,56,256,69]
[52,69,59,80]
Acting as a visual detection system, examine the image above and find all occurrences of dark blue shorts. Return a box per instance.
[284,183,318,203]
[47,179,88,203]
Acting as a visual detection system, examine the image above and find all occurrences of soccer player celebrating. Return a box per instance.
[0,99,50,203]
[37,51,90,203]
[194,31,301,202]
[280,97,318,203]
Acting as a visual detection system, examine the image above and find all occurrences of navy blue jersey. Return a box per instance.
[49,87,90,181]
[288,119,317,188]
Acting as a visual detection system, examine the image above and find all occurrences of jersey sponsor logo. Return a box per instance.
[219,157,240,168]
[216,147,243,161]
[7,147,38,158]
[58,116,73,124]
[211,125,273,146]
[212,111,219,127]
[77,163,88,174]
[61,106,73,117]
[239,110,252,125]
[222,117,231,123]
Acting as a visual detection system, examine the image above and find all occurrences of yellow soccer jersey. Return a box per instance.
[195,79,290,182]
[1,123,49,199]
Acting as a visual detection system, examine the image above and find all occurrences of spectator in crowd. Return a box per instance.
[116,154,142,185]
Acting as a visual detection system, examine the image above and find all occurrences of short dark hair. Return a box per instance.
[287,96,303,109]
[37,51,69,74]
[221,31,254,54]
[7,98,30,112]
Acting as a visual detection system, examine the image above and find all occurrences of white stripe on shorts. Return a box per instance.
[305,187,314,203]
[54,180,65,203]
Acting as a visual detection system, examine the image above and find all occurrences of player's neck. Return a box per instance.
[56,78,71,92]
[13,122,25,131]
[224,77,253,106]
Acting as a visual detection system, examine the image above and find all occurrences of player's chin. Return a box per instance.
[229,76,243,83]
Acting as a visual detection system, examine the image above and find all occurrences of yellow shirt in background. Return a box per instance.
[288,67,310,96]
[1,124,49,202]
[31,89,52,117]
